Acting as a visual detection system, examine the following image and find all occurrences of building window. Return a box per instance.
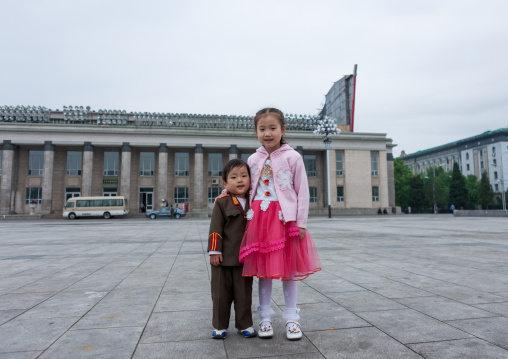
[336,152,344,176]
[481,161,484,170]
[103,188,117,196]
[139,152,155,176]
[0,150,2,175]
[304,155,317,177]
[493,159,497,166]
[103,151,119,176]
[309,187,317,202]
[494,171,498,180]
[493,147,496,156]
[372,186,379,202]
[466,152,470,160]
[66,151,82,175]
[25,187,42,204]
[466,164,470,171]
[28,150,44,175]
[371,152,378,176]
[175,152,189,176]
[65,188,81,201]
[495,184,499,192]
[241,153,251,163]
[480,149,483,158]
[208,187,222,203]
[337,186,344,202]
[174,187,188,203]
[208,153,222,176]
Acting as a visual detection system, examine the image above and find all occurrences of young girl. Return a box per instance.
[239,107,321,341]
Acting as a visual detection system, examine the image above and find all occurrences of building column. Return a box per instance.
[41,141,54,214]
[120,142,131,201]
[229,144,238,161]
[0,140,14,214]
[158,143,168,202]
[193,144,206,215]
[386,151,396,208]
[82,142,94,196]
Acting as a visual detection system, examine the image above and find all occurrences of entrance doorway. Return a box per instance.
[139,187,154,212]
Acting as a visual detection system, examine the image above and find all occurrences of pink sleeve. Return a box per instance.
[292,154,309,228]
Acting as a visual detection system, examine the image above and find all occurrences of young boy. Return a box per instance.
[208,159,256,339]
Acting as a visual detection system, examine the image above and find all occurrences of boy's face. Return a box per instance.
[223,165,250,198]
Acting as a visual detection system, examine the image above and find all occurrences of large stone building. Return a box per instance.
[401,128,508,193]
[0,105,396,217]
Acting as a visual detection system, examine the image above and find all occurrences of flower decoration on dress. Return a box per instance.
[260,199,270,211]
[263,179,269,186]
[264,191,271,197]
[246,209,254,220]
[262,162,273,176]
[277,169,293,190]
[279,210,285,223]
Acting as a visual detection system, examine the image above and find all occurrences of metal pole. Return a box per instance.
[325,139,331,218]
[350,64,358,132]
[433,167,437,214]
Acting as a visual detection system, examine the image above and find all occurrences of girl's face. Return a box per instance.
[256,114,286,154]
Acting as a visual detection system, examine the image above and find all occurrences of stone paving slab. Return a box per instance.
[408,338,508,359]
[0,215,508,358]
[356,308,472,344]
[394,296,498,321]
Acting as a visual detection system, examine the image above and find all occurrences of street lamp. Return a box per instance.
[314,116,341,218]
[425,163,446,214]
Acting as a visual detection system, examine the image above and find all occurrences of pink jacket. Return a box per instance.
[248,144,310,228]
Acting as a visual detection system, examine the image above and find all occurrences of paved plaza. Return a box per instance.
[0,215,507,358]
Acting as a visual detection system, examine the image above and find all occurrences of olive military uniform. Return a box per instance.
[208,192,253,330]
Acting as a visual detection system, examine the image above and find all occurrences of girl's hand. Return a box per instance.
[299,228,306,240]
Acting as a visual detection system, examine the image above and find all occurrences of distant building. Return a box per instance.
[0,75,396,218]
[401,128,508,193]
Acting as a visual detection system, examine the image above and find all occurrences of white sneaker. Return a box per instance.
[286,321,302,340]
[212,328,227,339]
[238,326,257,338]
[258,320,274,339]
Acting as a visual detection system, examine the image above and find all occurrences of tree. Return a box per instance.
[435,167,451,210]
[465,174,480,209]
[449,162,467,209]
[479,171,494,209]
[394,158,412,207]
[409,175,425,212]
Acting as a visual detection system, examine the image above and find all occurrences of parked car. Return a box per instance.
[146,207,186,220]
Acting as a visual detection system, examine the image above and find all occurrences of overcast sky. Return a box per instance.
[2,0,507,156]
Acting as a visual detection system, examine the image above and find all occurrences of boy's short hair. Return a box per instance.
[222,159,250,182]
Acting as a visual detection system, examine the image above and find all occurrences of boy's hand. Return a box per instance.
[298,228,306,240]
[210,254,223,266]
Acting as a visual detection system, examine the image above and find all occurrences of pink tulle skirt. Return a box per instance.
[239,200,321,281]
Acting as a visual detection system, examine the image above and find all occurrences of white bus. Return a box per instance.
[63,196,129,219]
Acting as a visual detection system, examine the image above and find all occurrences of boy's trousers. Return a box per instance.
[211,265,253,330]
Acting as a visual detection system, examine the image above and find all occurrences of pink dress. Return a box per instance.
[239,160,321,281]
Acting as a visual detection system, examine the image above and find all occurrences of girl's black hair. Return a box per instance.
[222,158,251,182]
[253,107,287,145]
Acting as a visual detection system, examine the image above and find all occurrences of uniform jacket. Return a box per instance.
[248,144,309,228]
[208,192,249,266]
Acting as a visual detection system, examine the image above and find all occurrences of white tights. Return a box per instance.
[258,278,300,321]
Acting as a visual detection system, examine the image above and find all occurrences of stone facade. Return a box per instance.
[0,109,395,217]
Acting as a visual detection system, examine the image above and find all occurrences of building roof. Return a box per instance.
[0,105,319,132]
[402,128,508,159]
